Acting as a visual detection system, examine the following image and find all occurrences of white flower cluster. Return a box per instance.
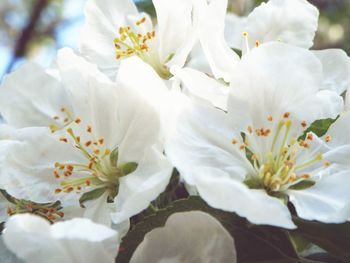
[0,0,350,262]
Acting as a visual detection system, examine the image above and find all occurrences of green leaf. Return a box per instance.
[232,48,242,58]
[79,188,105,204]
[289,180,316,190]
[300,118,337,139]
[116,197,313,263]
[293,217,350,263]
[119,162,138,176]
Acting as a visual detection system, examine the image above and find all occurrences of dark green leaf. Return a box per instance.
[232,48,242,58]
[300,118,337,139]
[116,197,313,263]
[293,217,350,263]
[79,188,105,204]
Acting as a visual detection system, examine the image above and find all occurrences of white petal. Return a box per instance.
[116,56,169,112]
[0,127,83,206]
[243,0,319,51]
[116,57,170,162]
[193,167,296,229]
[0,236,22,263]
[83,192,113,227]
[0,62,69,128]
[288,171,350,223]
[165,102,251,186]
[323,113,350,171]
[79,0,138,78]
[185,42,212,74]
[111,147,172,224]
[131,211,237,263]
[224,13,247,50]
[228,43,341,132]
[313,49,350,95]
[4,214,64,263]
[4,214,119,263]
[115,86,163,164]
[199,0,239,81]
[326,111,350,148]
[171,66,229,110]
[57,49,131,150]
[153,0,199,67]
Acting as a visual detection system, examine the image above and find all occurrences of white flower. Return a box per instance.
[0,236,21,263]
[199,0,350,94]
[2,212,236,263]
[166,43,347,229]
[0,49,172,225]
[3,214,119,263]
[130,211,236,263]
[80,0,202,79]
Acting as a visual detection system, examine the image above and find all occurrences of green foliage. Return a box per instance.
[117,197,309,263]
[116,196,350,262]
[301,118,337,139]
[293,217,350,262]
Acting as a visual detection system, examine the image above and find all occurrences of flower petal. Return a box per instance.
[4,214,119,263]
[171,66,229,110]
[111,147,172,224]
[153,0,199,67]
[313,49,350,95]
[199,0,239,81]
[228,43,341,133]
[0,236,22,263]
[130,211,237,263]
[288,171,350,223]
[0,127,83,206]
[0,63,69,128]
[83,192,113,227]
[193,167,296,229]
[79,0,138,78]
[165,102,251,186]
[243,0,319,52]
[224,13,247,50]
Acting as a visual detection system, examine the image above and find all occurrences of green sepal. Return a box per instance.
[119,162,138,176]
[109,148,119,166]
[79,187,106,205]
[243,176,261,189]
[289,180,316,190]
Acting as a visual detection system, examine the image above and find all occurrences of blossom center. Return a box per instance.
[50,110,137,203]
[113,17,171,79]
[232,113,330,195]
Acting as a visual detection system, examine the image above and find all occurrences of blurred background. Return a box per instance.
[0,0,349,81]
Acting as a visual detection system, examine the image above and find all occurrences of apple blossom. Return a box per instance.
[130,211,236,263]
[80,0,202,79]
[3,214,119,263]
[166,42,347,229]
[0,49,172,225]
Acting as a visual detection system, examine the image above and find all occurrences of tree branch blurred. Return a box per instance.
[6,0,49,73]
